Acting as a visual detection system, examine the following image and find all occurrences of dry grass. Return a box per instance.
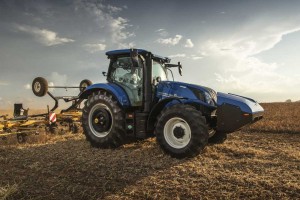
[244,102,300,134]
[0,103,299,200]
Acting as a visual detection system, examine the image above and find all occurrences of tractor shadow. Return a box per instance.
[1,136,184,200]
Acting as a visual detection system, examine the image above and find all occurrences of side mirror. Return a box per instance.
[178,62,182,76]
[130,48,140,68]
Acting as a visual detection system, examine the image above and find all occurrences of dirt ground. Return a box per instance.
[0,103,300,200]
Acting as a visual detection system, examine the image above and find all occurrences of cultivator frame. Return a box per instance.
[0,78,91,143]
[0,106,46,143]
[31,77,92,134]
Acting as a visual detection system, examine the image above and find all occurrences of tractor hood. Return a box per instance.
[156,81,217,107]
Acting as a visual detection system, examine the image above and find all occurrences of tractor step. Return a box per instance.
[135,112,148,139]
[125,112,148,139]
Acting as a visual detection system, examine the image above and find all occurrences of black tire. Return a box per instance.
[32,77,48,97]
[79,79,92,92]
[208,132,227,144]
[17,133,27,143]
[155,104,209,159]
[82,91,126,148]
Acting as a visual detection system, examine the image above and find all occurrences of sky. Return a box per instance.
[1,0,300,109]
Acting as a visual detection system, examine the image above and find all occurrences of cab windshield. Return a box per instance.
[152,60,168,82]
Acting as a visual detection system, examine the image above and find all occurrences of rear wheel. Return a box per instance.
[82,91,126,148]
[155,104,208,158]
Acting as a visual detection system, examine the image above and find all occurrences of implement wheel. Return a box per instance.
[79,79,92,92]
[82,91,126,148]
[32,77,48,97]
[17,133,27,144]
[155,104,208,158]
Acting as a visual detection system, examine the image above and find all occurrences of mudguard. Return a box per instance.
[217,92,264,133]
[78,83,130,107]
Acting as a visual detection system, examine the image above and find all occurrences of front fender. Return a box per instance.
[79,83,130,107]
[147,97,216,132]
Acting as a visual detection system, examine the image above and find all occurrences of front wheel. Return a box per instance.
[82,91,126,148]
[155,104,208,158]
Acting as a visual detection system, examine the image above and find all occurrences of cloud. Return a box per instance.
[24,84,31,90]
[84,43,106,53]
[157,35,182,46]
[0,82,9,86]
[15,24,74,46]
[191,55,203,60]
[156,29,169,37]
[168,54,186,58]
[110,17,135,43]
[204,26,300,59]
[48,72,67,87]
[118,42,136,49]
[78,1,134,44]
[107,5,123,13]
[199,24,300,101]
[184,39,194,48]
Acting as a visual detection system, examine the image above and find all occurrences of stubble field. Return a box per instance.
[0,103,299,199]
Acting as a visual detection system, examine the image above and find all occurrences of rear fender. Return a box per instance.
[78,83,130,107]
[217,92,264,133]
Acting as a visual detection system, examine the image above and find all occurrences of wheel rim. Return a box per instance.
[81,83,88,88]
[88,103,113,138]
[34,82,41,93]
[17,134,24,143]
[163,117,191,149]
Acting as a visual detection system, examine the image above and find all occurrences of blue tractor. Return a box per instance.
[79,49,264,158]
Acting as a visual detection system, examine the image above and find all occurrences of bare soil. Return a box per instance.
[0,103,299,200]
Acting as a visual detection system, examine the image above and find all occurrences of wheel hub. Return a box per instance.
[173,126,185,139]
[92,109,111,131]
[34,82,41,92]
[89,104,113,138]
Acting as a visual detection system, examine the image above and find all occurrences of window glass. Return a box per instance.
[152,60,168,83]
[109,57,143,106]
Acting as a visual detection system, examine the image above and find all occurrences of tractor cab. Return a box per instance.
[106,49,179,108]
[107,55,144,106]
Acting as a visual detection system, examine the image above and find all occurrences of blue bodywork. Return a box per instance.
[155,81,216,109]
[217,92,263,114]
[154,81,264,133]
[81,83,131,107]
[81,48,264,134]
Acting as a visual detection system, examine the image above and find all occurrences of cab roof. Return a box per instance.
[105,49,171,63]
